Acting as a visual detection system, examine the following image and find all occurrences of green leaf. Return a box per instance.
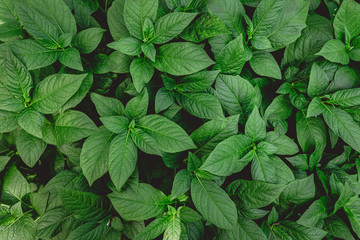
[90,93,124,117]
[31,73,86,114]
[60,188,107,221]
[155,88,174,113]
[328,88,360,107]
[175,70,219,92]
[125,89,149,119]
[200,134,252,176]
[297,199,328,228]
[179,207,202,223]
[0,212,35,240]
[107,0,130,40]
[280,175,315,205]
[316,39,350,65]
[220,218,267,240]
[3,47,33,102]
[180,13,230,43]
[163,215,181,240]
[36,208,68,239]
[59,48,83,71]
[325,216,355,240]
[150,12,197,44]
[170,169,191,200]
[7,39,61,70]
[109,131,137,191]
[130,58,154,92]
[131,128,162,156]
[215,74,256,124]
[206,0,245,36]
[152,42,214,76]
[100,116,129,134]
[216,35,245,75]
[141,43,156,62]
[227,179,285,208]
[107,37,142,56]
[251,151,276,183]
[0,165,30,205]
[307,97,324,118]
[245,107,266,142]
[264,95,293,122]
[272,221,327,240]
[54,110,98,145]
[108,183,168,221]
[249,51,281,79]
[333,0,360,41]
[137,114,196,153]
[16,129,47,168]
[0,0,17,22]
[0,110,19,133]
[123,0,158,40]
[75,27,106,54]
[190,115,239,155]
[191,177,237,229]
[17,108,44,139]
[322,105,360,152]
[264,131,299,155]
[80,129,114,186]
[177,92,225,120]
[308,62,329,98]
[136,216,170,240]
[66,221,109,240]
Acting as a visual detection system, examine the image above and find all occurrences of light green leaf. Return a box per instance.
[200,134,252,176]
[54,110,98,145]
[328,88,360,107]
[227,179,285,208]
[90,92,124,117]
[170,169,191,200]
[66,221,109,240]
[136,216,170,240]
[191,177,237,229]
[272,221,327,240]
[0,165,30,205]
[245,107,266,142]
[0,212,35,240]
[31,73,86,114]
[316,39,350,65]
[107,37,142,56]
[150,12,197,44]
[333,0,360,41]
[152,42,214,76]
[325,216,355,240]
[264,131,299,155]
[125,89,149,119]
[163,215,181,240]
[175,70,219,92]
[206,0,245,36]
[179,207,202,223]
[297,199,328,228]
[130,58,154,93]
[17,108,44,139]
[107,0,130,40]
[141,43,156,62]
[219,218,267,240]
[280,175,315,205]
[322,105,360,152]
[137,114,196,153]
[264,95,293,122]
[59,48,83,71]
[123,0,158,40]
[131,128,162,156]
[251,151,276,183]
[308,62,329,98]
[80,129,114,186]
[36,208,68,239]
[215,74,256,124]
[100,116,129,134]
[0,110,19,133]
[75,27,106,54]
[155,88,174,113]
[16,129,47,168]
[109,131,137,191]
[178,92,225,120]
[108,183,168,221]
[216,35,245,75]
[249,51,281,79]
[190,115,239,155]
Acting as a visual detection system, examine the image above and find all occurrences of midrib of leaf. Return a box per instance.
[193,123,227,155]
[328,94,360,104]
[156,52,209,63]
[220,79,245,119]
[253,150,270,182]
[195,175,233,225]
[136,125,179,143]
[300,110,316,143]
[2,0,18,22]
[88,133,114,174]
[180,91,216,113]
[116,130,132,179]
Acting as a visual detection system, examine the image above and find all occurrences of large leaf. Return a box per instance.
[328,88,360,107]
[216,35,245,75]
[109,131,137,191]
[16,129,47,167]
[80,129,114,186]
[107,0,130,40]
[123,0,158,40]
[333,0,360,41]
[136,216,171,240]
[200,134,252,176]
[216,74,256,124]
[191,177,237,229]
[108,183,168,221]
[152,42,214,76]
[31,74,86,114]
[322,105,360,152]
[316,39,349,65]
[272,221,327,240]
[249,51,281,79]
[227,179,285,209]
[219,218,267,240]
[307,62,329,98]
[137,114,196,153]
